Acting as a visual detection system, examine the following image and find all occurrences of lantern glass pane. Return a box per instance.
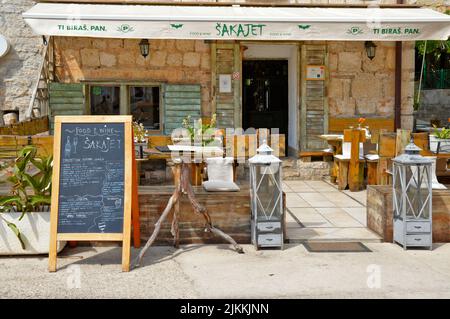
[254,164,282,222]
[405,165,431,220]
[393,164,403,219]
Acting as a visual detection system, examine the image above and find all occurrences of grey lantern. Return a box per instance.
[249,142,284,250]
[393,139,433,250]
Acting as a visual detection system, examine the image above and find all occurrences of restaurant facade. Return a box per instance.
[16,0,450,156]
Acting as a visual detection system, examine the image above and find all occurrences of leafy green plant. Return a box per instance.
[0,145,53,249]
[181,114,218,147]
[433,125,450,139]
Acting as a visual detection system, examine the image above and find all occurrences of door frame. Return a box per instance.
[242,43,299,157]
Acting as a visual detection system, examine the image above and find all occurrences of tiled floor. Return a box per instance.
[283,180,381,243]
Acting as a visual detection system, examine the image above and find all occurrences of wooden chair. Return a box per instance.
[374,130,396,185]
[334,129,366,191]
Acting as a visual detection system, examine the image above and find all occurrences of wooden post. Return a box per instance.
[396,129,411,156]
[367,160,378,185]
[131,135,141,249]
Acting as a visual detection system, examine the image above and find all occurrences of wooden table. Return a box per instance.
[319,134,344,154]
[319,134,343,183]
[135,146,243,267]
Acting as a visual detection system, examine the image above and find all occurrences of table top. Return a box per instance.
[167,145,223,154]
[319,134,344,141]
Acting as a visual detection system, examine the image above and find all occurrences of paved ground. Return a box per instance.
[1,243,449,298]
[283,180,381,243]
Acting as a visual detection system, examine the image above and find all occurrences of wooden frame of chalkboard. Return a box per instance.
[49,116,133,272]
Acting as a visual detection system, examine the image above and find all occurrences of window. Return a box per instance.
[87,83,162,133]
[90,86,120,115]
[130,86,160,130]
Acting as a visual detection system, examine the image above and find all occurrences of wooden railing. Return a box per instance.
[0,116,49,136]
[0,135,53,160]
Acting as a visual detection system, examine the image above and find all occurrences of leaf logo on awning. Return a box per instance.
[298,25,311,30]
[170,24,184,30]
[117,24,134,33]
[347,27,364,36]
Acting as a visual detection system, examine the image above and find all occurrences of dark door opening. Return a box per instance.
[243,60,288,147]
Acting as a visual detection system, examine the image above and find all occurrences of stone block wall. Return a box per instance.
[415,89,450,126]
[0,0,42,120]
[328,41,415,129]
[53,38,212,116]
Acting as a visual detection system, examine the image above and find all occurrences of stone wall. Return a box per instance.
[406,0,449,12]
[53,38,212,115]
[416,89,450,126]
[0,0,42,121]
[328,41,415,129]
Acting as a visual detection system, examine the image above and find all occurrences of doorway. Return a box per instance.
[243,60,289,146]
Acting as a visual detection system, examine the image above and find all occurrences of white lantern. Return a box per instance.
[249,142,284,249]
[393,139,433,250]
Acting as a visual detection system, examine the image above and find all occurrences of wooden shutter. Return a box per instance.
[211,42,241,129]
[300,45,329,151]
[48,83,85,132]
[163,84,201,135]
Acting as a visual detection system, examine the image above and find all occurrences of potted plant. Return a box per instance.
[179,114,219,146]
[172,114,221,185]
[0,145,65,254]
[429,125,450,153]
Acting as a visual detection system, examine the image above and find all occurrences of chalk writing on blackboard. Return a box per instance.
[57,123,125,233]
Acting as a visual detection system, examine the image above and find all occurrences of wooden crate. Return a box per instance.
[367,185,450,243]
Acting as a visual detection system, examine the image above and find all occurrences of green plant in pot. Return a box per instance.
[181,114,218,147]
[0,145,53,250]
[429,125,450,153]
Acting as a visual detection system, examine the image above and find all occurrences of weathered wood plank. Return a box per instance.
[49,83,84,91]
[329,118,395,133]
[164,84,200,92]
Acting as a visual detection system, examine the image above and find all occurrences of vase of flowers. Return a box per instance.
[133,122,148,158]
[174,114,221,185]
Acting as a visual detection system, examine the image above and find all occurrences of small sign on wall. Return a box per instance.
[219,74,232,93]
[306,65,326,81]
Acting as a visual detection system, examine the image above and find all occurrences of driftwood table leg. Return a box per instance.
[135,160,244,268]
[171,164,181,248]
[135,164,182,267]
[182,163,244,254]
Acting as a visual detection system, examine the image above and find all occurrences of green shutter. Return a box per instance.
[300,45,328,152]
[49,83,85,133]
[163,84,201,135]
[212,42,241,129]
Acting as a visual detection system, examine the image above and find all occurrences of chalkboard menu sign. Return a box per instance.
[58,123,125,233]
[49,116,133,272]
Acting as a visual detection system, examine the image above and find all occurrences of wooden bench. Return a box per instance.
[299,151,333,162]
[329,117,395,135]
[0,135,53,160]
[0,116,49,136]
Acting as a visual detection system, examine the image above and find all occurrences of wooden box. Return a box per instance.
[367,185,450,243]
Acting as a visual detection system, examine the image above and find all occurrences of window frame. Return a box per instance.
[84,81,164,135]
